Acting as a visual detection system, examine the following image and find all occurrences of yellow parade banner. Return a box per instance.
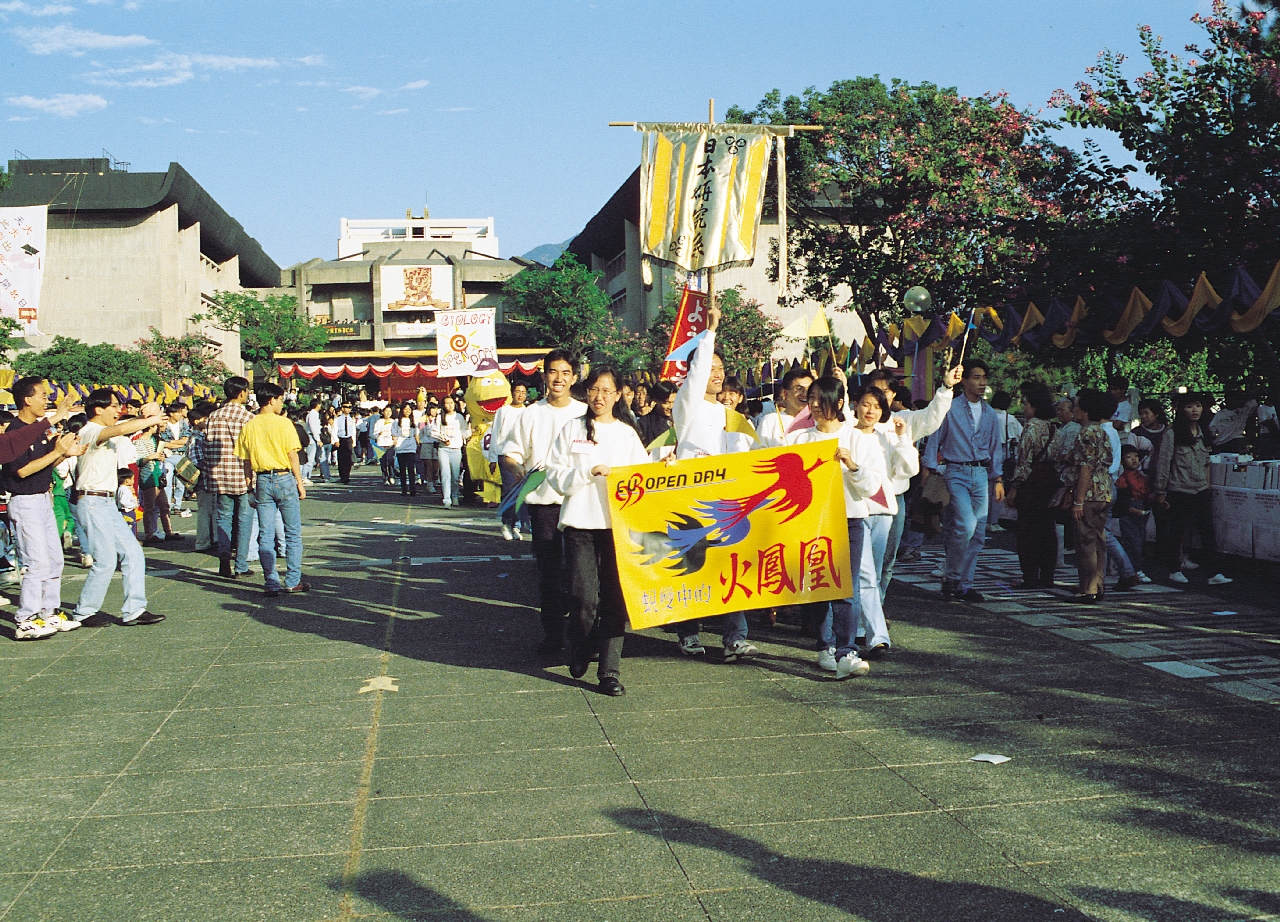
[607,442,851,630]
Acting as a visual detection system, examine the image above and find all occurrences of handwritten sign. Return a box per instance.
[0,206,47,334]
[607,441,851,629]
[436,309,496,376]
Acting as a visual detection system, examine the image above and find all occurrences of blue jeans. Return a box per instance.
[815,518,873,657]
[676,611,748,646]
[216,492,254,574]
[1106,527,1135,579]
[879,498,907,601]
[941,464,990,593]
[439,447,463,505]
[301,442,316,481]
[254,472,303,591]
[318,444,332,481]
[72,495,148,620]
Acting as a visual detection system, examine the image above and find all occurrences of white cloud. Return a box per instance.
[8,115,37,121]
[343,85,381,100]
[11,24,152,55]
[7,92,107,116]
[377,108,408,115]
[293,79,337,88]
[437,106,473,112]
[85,52,278,87]
[0,1,76,15]
[295,54,324,66]
[136,115,172,124]
[398,79,428,91]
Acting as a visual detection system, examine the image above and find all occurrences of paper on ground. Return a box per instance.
[969,753,1011,765]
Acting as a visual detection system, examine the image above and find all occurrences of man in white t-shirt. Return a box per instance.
[502,351,584,653]
[487,382,529,541]
[73,390,168,627]
[756,368,814,448]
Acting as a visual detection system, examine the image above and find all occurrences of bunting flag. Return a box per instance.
[725,408,760,444]
[495,469,547,519]
[807,306,830,339]
[777,314,810,340]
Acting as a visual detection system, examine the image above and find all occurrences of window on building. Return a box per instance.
[411,226,425,239]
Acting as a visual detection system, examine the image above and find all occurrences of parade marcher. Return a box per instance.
[546,367,648,695]
[236,383,308,596]
[1155,393,1233,588]
[669,302,757,661]
[1064,389,1114,602]
[334,405,356,484]
[373,406,396,485]
[435,396,468,506]
[393,403,419,495]
[162,402,191,516]
[923,360,1004,603]
[304,399,324,483]
[502,350,584,652]
[72,390,167,627]
[4,378,88,639]
[488,382,529,540]
[136,421,183,545]
[206,377,255,580]
[635,381,675,449]
[185,401,217,553]
[1006,381,1059,588]
[418,404,441,493]
[865,364,960,599]
[757,368,813,448]
[793,377,876,678]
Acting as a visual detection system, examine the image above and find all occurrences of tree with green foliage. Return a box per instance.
[13,336,162,388]
[727,78,1106,323]
[133,328,230,388]
[502,253,646,371]
[0,317,24,364]
[644,287,782,377]
[197,291,328,369]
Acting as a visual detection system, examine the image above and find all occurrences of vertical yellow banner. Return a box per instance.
[606,442,851,630]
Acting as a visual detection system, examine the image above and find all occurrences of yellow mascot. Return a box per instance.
[464,360,511,505]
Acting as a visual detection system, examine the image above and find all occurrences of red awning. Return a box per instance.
[275,351,548,380]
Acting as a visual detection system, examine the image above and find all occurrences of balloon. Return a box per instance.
[903,286,932,313]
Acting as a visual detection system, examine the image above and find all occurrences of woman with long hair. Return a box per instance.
[1007,381,1059,588]
[1135,398,1171,549]
[545,367,648,696]
[793,377,876,678]
[1065,390,1114,602]
[1155,394,1232,587]
[418,403,441,494]
[372,406,396,485]
[392,403,420,495]
[434,395,468,507]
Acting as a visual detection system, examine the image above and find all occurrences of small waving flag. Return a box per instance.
[664,329,710,364]
[725,408,760,444]
[785,405,815,434]
[495,468,547,519]
[646,427,677,453]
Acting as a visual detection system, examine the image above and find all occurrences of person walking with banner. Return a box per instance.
[668,301,757,662]
[545,367,649,695]
[502,350,583,653]
[757,367,815,448]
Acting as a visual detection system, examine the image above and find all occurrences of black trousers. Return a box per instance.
[1167,489,1216,570]
[337,439,353,484]
[529,504,568,642]
[1016,503,1058,583]
[563,526,625,680]
[397,453,418,493]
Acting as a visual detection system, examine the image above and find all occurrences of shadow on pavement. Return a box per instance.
[330,869,490,921]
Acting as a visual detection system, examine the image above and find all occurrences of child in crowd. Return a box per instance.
[1114,444,1151,581]
[116,468,139,531]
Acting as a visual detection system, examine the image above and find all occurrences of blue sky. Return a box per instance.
[1,0,1211,271]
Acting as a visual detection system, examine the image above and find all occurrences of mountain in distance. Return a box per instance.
[521,238,572,267]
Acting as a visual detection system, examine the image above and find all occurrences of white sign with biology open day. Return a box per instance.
[436,309,496,376]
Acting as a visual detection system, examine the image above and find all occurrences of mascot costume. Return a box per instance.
[464,359,511,505]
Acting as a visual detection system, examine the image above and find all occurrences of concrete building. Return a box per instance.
[567,168,866,362]
[0,157,280,375]
[338,213,498,260]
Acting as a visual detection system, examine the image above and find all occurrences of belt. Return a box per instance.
[260,469,292,475]
[943,459,988,467]
[80,490,114,498]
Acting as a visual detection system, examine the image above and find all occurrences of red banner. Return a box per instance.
[660,285,708,384]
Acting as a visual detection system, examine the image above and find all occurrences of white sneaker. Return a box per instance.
[1182,559,1200,570]
[500,524,514,541]
[179,510,193,518]
[1208,573,1233,586]
[931,567,945,578]
[0,570,21,585]
[513,529,524,541]
[1136,571,1152,584]
[679,635,706,656]
[723,640,758,663]
[80,554,93,569]
[1169,571,1189,584]
[835,652,870,679]
[987,524,1005,533]
[44,612,80,632]
[817,647,837,672]
[13,618,57,640]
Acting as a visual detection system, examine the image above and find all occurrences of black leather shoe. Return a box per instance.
[264,587,281,597]
[599,676,625,696]
[78,613,114,628]
[284,582,311,593]
[956,589,986,604]
[219,558,233,578]
[569,644,591,679]
[865,643,890,660]
[1069,593,1098,604]
[126,610,165,625]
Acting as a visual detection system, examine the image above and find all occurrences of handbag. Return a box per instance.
[173,455,201,488]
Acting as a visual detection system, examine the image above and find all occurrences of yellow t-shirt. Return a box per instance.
[235,413,302,472]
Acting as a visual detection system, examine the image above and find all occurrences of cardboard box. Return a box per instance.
[1210,462,1230,486]
[1246,464,1267,490]
[1212,487,1255,557]
[1225,466,1249,488]
[1251,491,1280,561]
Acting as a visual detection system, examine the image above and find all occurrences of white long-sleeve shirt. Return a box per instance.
[878,387,952,494]
[794,423,917,518]
[756,408,800,448]
[672,331,730,459]
[484,403,525,463]
[545,416,649,530]
[503,398,587,505]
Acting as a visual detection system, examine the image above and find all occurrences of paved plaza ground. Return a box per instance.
[2,468,1278,921]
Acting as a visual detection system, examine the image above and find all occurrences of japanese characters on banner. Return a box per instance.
[659,284,708,384]
[607,442,851,629]
[380,264,453,311]
[0,206,47,334]
[436,308,496,377]
[637,123,774,273]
